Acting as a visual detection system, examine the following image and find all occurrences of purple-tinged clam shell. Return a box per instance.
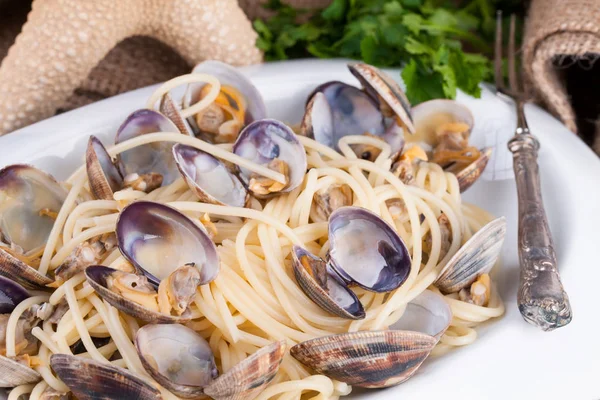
[233,119,307,196]
[203,341,285,400]
[348,63,415,134]
[85,265,190,324]
[116,201,219,285]
[86,136,123,200]
[302,81,385,151]
[291,246,365,320]
[0,165,68,253]
[50,354,161,399]
[328,207,411,293]
[0,354,41,387]
[173,144,247,207]
[435,217,506,294]
[389,290,452,341]
[184,60,267,128]
[290,330,436,388]
[0,276,29,314]
[135,324,218,398]
[115,109,182,186]
[159,93,194,136]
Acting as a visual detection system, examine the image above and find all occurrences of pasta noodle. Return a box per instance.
[3,73,504,400]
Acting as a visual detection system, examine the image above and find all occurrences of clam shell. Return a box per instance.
[203,341,285,400]
[456,147,492,192]
[85,265,190,324]
[291,246,365,320]
[410,99,474,146]
[348,63,415,134]
[290,330,436,388]
[173,144,248,207]
[0,275,30,314]
[115,109,182,186]
[0,354,41,387]
[328,207,411,292]
[135,324,218,398]
[86,136,123,200]
[233,119,307,196]
[185,60,267,128]
[0,165,68,253]
[116,201,219,285]
[302,81,385,151]
[0,248,53,289]
[159,93,194,136]
[50,354,161,400]
[389,290,452,340]
[435,217,506,294]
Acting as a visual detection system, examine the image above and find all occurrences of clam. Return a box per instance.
[435,217,506,294]
[115,109,182,187]
[50,354,161,399]
[389,290,452,340]
[173,143,248,207]
[291,246,365,320]
[203,340,285,400]
[328,207,411,292]
[0,276,30,314]
[85,265,191,324]
[409,99,490,192]
[86,136,123,200]
[159,93,194,136]
[0,354,41,387]
[312,183,353,222]
[0,165,67,288]
[233,119,307,197]
[302,82,385,151]
[348,63,415,134]
[135,324,218,398]
[290,331,436,388]
[184,60,267,143]
[116,201,219,285]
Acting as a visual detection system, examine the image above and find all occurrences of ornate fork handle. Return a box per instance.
[508,132,572,331]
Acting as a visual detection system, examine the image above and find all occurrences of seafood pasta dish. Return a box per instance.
[0,61,506,400]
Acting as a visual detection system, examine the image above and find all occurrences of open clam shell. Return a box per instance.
[348,63,415,134]
[184,60,267,131]
[456,147,492,192]
[0,165,68,253]
[0,276,29,314]
[135,324,218,398]
[389,290,452,340]
[0,250,52,290]
[0,354,41,387]
[50,354,161,399]
[86,136,123,200]
[290,330,436,388]
[291,246,365,320]
[85,265,189,324]
[173,144,248,207]
[435,217,506,294]
[115,109,182,186]
[301,82,385,151]
[159,93,194,136]
[116,201,219,285]
[203,340,285,400]
[410,99,474,146]
[233,119,307,196]
[328,207,411,292]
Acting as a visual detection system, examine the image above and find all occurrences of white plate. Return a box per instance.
[1,60,598,399]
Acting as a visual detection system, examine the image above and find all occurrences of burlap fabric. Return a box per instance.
[523,0,600,147]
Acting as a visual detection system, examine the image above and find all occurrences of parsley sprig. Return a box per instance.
[254,0,517,104]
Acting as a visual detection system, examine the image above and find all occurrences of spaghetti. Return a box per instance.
[4,73,504,400]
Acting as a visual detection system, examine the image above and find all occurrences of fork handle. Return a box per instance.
[508,132,572,331]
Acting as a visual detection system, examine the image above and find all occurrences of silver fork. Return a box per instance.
[494,12,572,331]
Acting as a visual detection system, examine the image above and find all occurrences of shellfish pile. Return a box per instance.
[0,61,505,399]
